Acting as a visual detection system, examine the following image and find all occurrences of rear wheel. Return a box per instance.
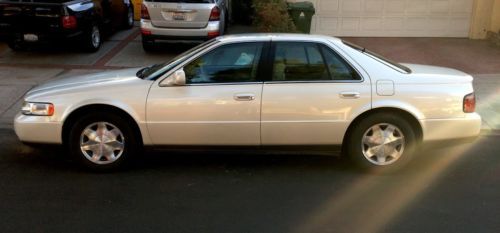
[7,39,26,51]
[82,24,101,52]
[142,36,155,52]
[123,5,134,29]
[68,113,139,171]
[346,113,416,172]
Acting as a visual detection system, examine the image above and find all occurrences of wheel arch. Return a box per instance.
[61,104,143,147]
[342,107,424,153]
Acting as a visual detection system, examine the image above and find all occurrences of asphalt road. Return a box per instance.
[0,127,499,233]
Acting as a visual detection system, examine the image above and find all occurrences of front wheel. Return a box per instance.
[346,113,417,172]
[68,113,139,171]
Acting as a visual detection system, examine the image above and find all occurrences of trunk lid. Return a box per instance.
[402,63,473,84]
[145,0,215,29]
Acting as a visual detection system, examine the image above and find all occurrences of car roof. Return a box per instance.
[216,33,342,44]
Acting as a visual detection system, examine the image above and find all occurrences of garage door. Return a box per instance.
[294,0,474,37]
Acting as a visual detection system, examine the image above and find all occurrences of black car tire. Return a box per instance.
[82,24,101,52]
[142,36,155,52]
[346,112,417,173]
[68,112,139,171]
[7,40,26,51]
[123,5,134,29]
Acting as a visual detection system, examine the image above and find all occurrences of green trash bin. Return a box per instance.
[287,1,315,34]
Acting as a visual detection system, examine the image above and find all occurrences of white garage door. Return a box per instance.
[295,0,474,37]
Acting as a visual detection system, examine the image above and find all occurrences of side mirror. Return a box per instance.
[162,69,186,86]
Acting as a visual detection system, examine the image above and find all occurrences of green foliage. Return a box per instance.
[252,0,297,33]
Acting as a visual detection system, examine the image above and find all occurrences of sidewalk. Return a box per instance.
[0,66,498,135]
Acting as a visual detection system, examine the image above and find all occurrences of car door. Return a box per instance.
[261,41,371,145]
[146,42,267,145]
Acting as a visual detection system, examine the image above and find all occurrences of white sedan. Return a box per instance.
[14,34,481,171]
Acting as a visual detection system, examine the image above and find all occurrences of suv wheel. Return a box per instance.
[142,36,155,52]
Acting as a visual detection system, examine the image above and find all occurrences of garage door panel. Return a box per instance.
[295,0,474,37]
[430,0,450,13]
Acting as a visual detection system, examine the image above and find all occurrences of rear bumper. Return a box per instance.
[140,20,220,42]
[420,113,482,142]
[0,30,83,43]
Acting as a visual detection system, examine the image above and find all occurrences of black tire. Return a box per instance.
[123,5,134,29]
[7,40,26,51]
[68,112,139,171]
[346,113,417,173]
[82,24,101,52]
[142,36,155,52]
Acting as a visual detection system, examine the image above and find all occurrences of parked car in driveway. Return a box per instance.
[14,34,481,171]
[0,0,134,52]
[140,0,228,51]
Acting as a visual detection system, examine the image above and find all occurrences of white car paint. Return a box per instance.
[14,34,481,149]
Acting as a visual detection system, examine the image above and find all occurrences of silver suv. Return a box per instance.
[140,0,228,51]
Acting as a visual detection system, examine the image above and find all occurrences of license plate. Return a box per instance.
[173,12,186,20]
[23,34,38,42]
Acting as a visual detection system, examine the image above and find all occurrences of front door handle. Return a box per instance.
[339,91,360,99]
[234,93,255,101]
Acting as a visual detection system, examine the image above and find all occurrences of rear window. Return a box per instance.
[144,0,214,3]
[342,40,412,74]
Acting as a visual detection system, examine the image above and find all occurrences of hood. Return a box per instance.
[402,63,473,84]
[27,68,143,98]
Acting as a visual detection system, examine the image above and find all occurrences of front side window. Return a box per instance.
[272,42,360,81]
[184,42,263,84]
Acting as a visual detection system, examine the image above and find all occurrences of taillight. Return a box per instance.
[209,6,220,21]
[463,93,476,113]
[207,30,219,38]
[141,4,150,20]
[61,16,77,29]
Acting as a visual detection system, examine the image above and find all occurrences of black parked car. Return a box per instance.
[0,0,134,52]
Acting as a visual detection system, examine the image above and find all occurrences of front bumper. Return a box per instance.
[140,20,220,42]
[14,113,63,144]
[420,113,482,142]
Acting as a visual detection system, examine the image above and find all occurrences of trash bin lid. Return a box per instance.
[288,1,315,13]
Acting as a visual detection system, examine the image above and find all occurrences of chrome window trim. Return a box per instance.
[263,79,364,84]
[181,82,264,86]
[157,39,269,87]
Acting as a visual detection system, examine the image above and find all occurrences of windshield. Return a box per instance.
[342,40,412,74]
[137,39,218,80]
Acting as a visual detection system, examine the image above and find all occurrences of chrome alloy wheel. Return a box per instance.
[80,122,125,165]
[91,26,100,48]
[361,123,405,166]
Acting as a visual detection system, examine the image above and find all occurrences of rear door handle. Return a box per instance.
[234,93,255,101]
[339,92,360,99]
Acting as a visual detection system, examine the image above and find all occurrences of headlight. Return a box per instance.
[21,102,54,116]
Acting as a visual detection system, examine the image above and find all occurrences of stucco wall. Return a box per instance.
[470,0,500,38]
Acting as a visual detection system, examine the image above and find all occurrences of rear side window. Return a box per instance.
[320,45,361,80]
[145,0,214,2]
[272,42,360,81]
